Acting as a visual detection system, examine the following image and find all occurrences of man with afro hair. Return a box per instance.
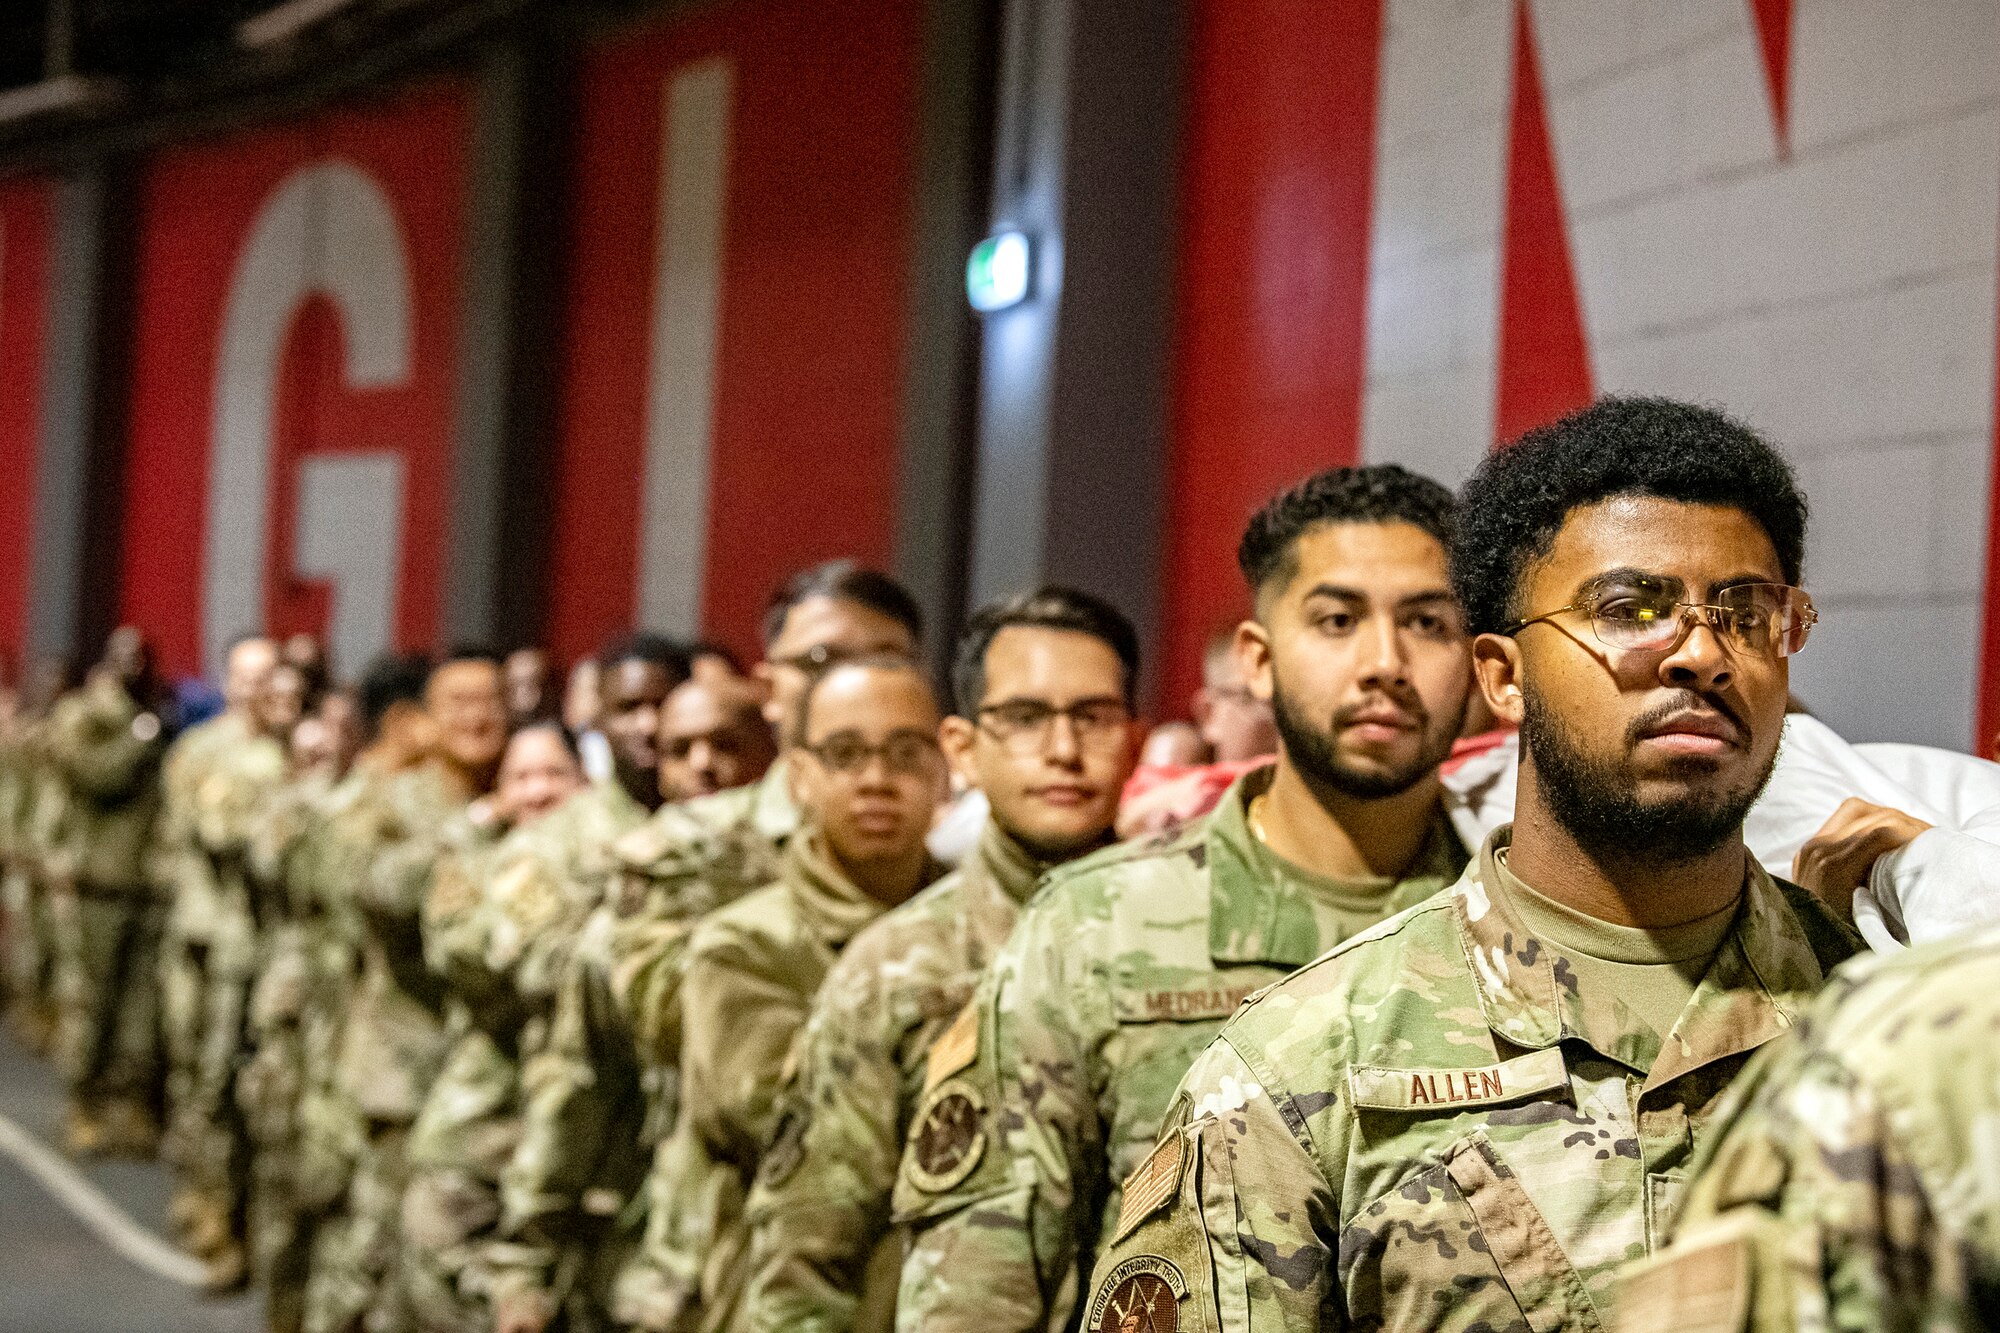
[1086,396,1860,1333]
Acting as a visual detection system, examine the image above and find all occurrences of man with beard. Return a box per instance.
[1084,397,1861,1333]
[891,466,1473,1333]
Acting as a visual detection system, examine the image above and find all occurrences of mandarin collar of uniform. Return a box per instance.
[783,828,944,951]
[752,752,801,845]
[971,816,1050,909]
[1455,826,1825,1086]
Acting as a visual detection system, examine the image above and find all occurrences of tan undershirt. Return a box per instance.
[1249,795,1445,941]
[1492,847,1738,1060]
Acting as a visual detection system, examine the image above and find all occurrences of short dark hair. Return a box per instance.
[1452,396,1809,636]
[792,653,934,746]
[1238,464,1458,607]
[438,643,503,668]
[508,718,583,763]
[686,639,744,674]
[597,632,693,684]
[951,586,1140,714]
[761,560,924,651]
[358,651,433,733]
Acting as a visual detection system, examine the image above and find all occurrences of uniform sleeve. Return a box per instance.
[497,933,644,1259]
[1084,1039,1339,1333]
[50,696,160,802]
[678,932,809,1171]
[891,901,1103,1333]
[1619,1028,1967,1333]
[738,957,903,1333]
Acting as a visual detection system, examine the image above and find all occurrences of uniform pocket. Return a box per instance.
[1339,1130,1600,1333]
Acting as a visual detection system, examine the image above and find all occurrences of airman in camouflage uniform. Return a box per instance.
[493,563,923,1333]
[2,661,75,1053]
[892,470,1477,1333]
[737,587,1147,1333]
[303,652,508,1333]
[167,642,298,1288]
[492,755,793,1333]
[253,682,410,1333]
[894,772,1464,1332]
[1614,923,2000,1333]
[401,639,685,1333]
[631,658,946,1333]
[237,725,349,1333]
[47,629,173,1157]
[1086,831,1854,1333]
[1085,399,1853,1333]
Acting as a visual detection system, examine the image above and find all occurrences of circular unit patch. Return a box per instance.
[1088,1255,1187,1333]
[905,1077,986,1193]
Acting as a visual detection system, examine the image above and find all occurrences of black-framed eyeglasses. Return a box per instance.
[804,728,941,776]
[1504,577,1817,659]
[976,699,1131,755]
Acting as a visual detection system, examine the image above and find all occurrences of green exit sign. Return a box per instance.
[966,232,1031,312]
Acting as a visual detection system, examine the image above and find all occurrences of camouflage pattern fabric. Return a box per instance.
[618,833,938,1333]
[302,767,492,1333]
[157,712,256,1177]
[491,762,797,1331]
[0,715,60,1044]
[237,768,340,1333]
[737,817,1048,1333]
[45,675,169,1120]
[892,768,1466,1333]
[176,724,288,1247]
[1082,826,1859,1333]
[399,780,650,1333]
[1614,922,2000,1333]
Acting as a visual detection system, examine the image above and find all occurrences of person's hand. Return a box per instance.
[494,1288,558,1333]
[1791,798,1931,922]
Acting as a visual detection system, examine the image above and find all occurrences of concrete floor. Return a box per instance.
[0,1031,264,1333]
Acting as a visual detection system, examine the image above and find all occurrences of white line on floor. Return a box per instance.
[0,1111,206,1286]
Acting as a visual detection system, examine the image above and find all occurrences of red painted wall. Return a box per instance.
[117,82,468,677]
[0,179,51,671]
[1157,0,1386,712]
[542,0,919,667]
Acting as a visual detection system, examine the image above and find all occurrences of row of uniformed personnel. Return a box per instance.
[2,394,1994,1333]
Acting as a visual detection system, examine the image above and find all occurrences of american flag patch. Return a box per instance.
[1114,1133,1185,1241]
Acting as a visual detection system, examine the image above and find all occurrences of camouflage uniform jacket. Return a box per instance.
[409,780,653,1187]
[1614,922,2000,1333]
[891,768,1467,1333]
[14,715,72,884]
[156,711,254,943]
[1085,826,1860,1333]
[192,729,289,979]
[660,834,945,1311]
[491,763,798,1306]
[332,764,492,1125]
[739,818,1049,1333]
[47,675,169,896]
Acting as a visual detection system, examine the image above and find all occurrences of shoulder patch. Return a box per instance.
[904,1077,986,1193]
[924,1001,978,1091]
[1088,1255,1187,1333]
[1113,1132,1185,1243]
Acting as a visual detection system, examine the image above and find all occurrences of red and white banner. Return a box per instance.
[541,0,920,667]
[116,80,468,679]
[1164,0,2000,751]
[0,178,52,671]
